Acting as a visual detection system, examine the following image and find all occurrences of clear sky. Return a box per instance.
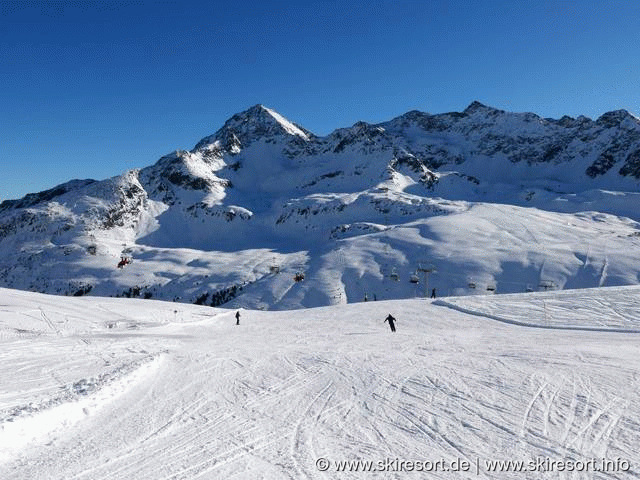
[2,0,639,201]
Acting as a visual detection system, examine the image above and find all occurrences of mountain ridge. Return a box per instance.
[3,100,640,208]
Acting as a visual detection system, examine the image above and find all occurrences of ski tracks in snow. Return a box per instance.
[517,372,636,468]
[2,290,640,479]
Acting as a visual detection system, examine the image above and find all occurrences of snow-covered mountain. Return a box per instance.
[1,102,640,309]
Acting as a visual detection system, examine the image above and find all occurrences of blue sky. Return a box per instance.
[1,0,639,200]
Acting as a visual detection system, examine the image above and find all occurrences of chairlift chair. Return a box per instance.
[117,256,131,269]
[539,280,555,291]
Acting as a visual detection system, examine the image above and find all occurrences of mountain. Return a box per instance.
[1,102,640,309]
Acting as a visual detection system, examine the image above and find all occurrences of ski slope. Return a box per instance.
[1,286,640,479]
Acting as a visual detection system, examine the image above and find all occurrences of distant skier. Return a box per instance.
[235,310,240,325]
[431,288,436,299]
[384,313,396,332]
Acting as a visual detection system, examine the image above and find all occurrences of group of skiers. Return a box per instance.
[225,278,441,332]
[234,309,399,333]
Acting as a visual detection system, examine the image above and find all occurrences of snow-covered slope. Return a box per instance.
[1,103,639,309]
[1,286,639,478]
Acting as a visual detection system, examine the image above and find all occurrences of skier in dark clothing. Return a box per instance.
[384,314,396,332]
[431,288,436,299]
[235,311,240,325]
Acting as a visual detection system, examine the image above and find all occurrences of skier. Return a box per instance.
[235,310,240,325]
[384,313,396,332]
[431,288,436,299]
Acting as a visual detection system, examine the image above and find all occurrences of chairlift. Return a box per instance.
[117,256,131,269]
[486,285,496,292]
[389,268,399,281]
[468,282,476,289]
[539,280,555,291]
[294,272,305,282]
[409,273,419,283]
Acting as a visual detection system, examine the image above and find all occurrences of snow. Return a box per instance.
[1,286,639,478]
[262,106,310,141]
[0,357,162,463]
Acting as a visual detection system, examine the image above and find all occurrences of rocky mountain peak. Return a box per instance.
[194,105,313,152]
[596,109,639,129]
[463,100,503,116]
